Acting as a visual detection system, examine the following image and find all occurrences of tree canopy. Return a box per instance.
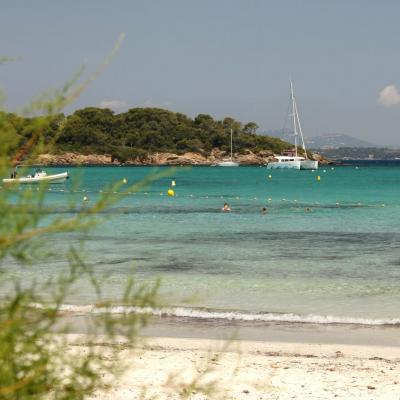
[2,107,292,162]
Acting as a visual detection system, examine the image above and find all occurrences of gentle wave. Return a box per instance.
[33,304,400,326]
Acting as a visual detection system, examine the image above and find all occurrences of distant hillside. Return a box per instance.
[307,134,378,149]
[260,130,378,149]
[317,147,400,160]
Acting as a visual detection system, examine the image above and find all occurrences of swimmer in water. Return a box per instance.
[222,203,231,212]
[261,207,268,214]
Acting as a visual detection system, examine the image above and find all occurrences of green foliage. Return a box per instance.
[3,107,291,162]
[0,107,222,400]
[0,38,177,398]
[0,105,169,397]
[0,37,247,399]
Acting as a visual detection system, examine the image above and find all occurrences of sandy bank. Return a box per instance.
[66,335,400,399]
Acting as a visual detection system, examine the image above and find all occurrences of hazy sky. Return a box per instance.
[1,0,399,145]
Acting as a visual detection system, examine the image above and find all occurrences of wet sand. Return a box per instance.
[64,314,400,347]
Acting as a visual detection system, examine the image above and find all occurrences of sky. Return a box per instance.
[0,0,399,145]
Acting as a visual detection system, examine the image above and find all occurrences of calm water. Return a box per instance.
[5,164,400,326]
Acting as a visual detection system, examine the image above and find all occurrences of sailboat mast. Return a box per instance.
[290,81,298,157]
[230,128,233,161]
[293,98,308,159]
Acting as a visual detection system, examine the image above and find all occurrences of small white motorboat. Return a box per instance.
[3,169,69,184]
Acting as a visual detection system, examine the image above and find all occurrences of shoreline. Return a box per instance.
[65,334,400,399]
[32,151,331,167]
[142,317,400,347]
[62,314,400,347]
[19,159,400,167]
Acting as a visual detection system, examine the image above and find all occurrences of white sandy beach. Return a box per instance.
[65,335,400,399]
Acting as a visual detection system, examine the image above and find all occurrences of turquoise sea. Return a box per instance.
[5,163,400,331]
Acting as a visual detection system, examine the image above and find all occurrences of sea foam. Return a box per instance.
[35,303,400,327]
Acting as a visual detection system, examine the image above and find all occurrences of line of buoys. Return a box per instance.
[39,186,389,209]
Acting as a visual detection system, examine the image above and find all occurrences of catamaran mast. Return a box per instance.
[290,81,298,157]
[293,98,308,159]
[291,81,308,160]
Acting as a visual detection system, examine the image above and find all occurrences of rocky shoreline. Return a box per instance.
[36,149,331,166]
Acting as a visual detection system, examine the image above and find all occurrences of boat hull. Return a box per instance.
[217,161,239,167]
[300,160,319,170]
[267,161,301,169]
[3,172,69,184]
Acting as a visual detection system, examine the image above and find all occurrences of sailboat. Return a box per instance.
[267,82,318,170]
[217,128,239,167]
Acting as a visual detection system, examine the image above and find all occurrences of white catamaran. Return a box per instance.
[267,82,318,170]
[217,128,239,167]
